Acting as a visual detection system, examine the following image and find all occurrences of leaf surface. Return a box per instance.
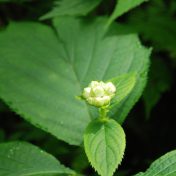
[53,17,151,124]
[134,150,176,176]
[0,141,75,176]
[110,73,136,108]
[0,17,150,145]
[84,118,125,176]
[40,0,102,20]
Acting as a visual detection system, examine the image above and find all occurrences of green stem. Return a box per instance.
[99,107,109,119]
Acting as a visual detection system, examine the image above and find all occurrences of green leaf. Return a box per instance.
[40,0,102,20]
[53,18,151,125]
[109,73,136,108]
[0,141,75,176]
[107,0,148,26]
[134,150,176,176]
[84,118,126,176]
[0,17,150,145]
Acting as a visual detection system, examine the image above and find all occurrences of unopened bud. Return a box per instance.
[83,87,91,99]
[82,80,116,107]
[91,86,104,97]
[104,82,116,97]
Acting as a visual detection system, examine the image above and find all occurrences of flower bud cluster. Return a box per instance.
[82,81,116,107]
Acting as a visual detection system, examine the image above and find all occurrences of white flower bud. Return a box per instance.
[87,97,94,105]
[82,80,116,107]
[82,87,91,99]
[89,81,99,88]
[102,96,111,105]
[91,86,104,97]
[94,97,105,107]
[104,82,116,96]
[99,81,106,89]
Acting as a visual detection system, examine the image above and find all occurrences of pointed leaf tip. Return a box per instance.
[84,118,126,176]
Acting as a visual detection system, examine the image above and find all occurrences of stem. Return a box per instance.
[99,107,109,119]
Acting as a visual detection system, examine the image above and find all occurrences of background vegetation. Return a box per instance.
[0,0,176,176]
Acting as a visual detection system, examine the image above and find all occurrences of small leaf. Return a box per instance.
[107,0,148,26]
[134,150,176,176]
[0,141,75,176]
[84,118,126,176]
[40,0,102,20]
[109,73,136,108]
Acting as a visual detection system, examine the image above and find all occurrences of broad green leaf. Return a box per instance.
[40,0,102,20]
[84,118,126,176]
[107,0,148,26]
[0,17,150,145]
[110,73,136,108]
[134,150,176,176]
[53,17,151,125]
[0,141,75,176]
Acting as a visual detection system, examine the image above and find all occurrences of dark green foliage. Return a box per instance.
[0,141,75,176]
[143,58,173,118]
[0,0,176,176]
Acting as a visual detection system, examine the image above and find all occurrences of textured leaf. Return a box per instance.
[0,141,75,176]
[84,118,125,176]
[134,150,176,176]
[0,17,150,145]
[53,18,151,125]
[40,0,102,20]
[107,0,148,26]
[110,73,136,108]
